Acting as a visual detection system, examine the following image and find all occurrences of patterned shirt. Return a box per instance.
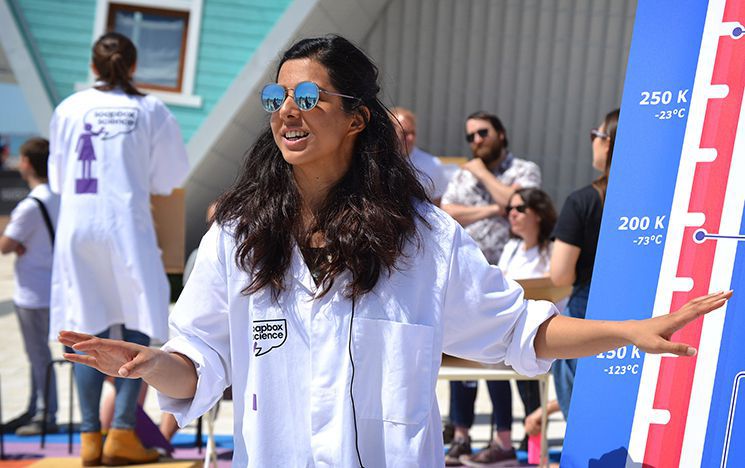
[441,153,541,264]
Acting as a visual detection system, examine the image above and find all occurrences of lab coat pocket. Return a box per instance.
[352,318,434,425]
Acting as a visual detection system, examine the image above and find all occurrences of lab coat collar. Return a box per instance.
[289,243,353,300]
[290,243,316,295]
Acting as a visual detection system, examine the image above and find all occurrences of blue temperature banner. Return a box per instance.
[562,1,745,467]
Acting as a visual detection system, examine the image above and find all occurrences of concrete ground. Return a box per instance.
[0,244,566,456]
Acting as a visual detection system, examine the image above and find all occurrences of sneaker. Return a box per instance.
[16,419,59,436]
[2,411,34,433]
[445,436,472,466]
[460,441,516,466]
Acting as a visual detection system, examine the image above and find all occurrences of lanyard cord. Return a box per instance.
[348,297,365,468]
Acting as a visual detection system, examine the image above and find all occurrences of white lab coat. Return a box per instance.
[48,87,189,342]
[159,204,556,467]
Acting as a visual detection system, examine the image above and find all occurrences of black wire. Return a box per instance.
[348,298,365,468]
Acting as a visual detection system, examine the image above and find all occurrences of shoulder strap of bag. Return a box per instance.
[28,196,55,246]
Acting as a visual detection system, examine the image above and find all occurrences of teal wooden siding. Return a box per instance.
[172,0,292,139]
[15,0,96,101]
[13,0,291,140]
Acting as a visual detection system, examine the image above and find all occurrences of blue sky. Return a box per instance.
[0,83,39,134]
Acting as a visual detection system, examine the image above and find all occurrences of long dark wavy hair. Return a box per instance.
[92,32,144,96]
[508,187,556,254]
[591,108,620,203]
[215,35,429,300]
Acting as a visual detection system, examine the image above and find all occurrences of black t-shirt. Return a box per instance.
[551,184,604,287]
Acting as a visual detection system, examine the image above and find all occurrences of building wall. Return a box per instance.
[15,0,95,100]
[361,0,637,207]
[171,0,290,138]
[13,0,291,139]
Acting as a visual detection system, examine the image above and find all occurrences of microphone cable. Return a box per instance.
[348,297,365,467]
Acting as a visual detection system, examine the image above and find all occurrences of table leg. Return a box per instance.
[539,376,548,468]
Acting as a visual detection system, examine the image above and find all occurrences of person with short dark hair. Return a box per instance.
[47,32,189,466]
[442,111,542,263]
[0,136,60,436]
[59,37,730,467]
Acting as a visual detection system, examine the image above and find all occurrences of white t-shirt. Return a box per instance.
[409,146,450,200]
[3,184,60,308]
[498,238,568,310]
[497,237,552,279]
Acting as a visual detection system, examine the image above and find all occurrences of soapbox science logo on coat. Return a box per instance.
[252,319,287,357]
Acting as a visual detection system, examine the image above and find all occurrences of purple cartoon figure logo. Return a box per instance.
[76,107,139,194]
[252,319,287,357]
[75,123,102,194]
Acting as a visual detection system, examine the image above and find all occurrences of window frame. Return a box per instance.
[88,0,203,107]
[106,3,189,93]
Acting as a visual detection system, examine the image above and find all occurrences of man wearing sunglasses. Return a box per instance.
[440,111,542,466]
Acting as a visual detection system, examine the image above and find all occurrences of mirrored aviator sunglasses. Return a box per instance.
[260,81,359,113]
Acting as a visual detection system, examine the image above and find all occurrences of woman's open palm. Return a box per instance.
[59,330,160,379]
[631,290,733,356]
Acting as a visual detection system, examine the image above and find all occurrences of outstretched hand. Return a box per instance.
[59,330,162,379]
[536,290,734,360]
[628,290,733,356]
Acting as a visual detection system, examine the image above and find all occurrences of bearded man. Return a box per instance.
[440,111,542,465]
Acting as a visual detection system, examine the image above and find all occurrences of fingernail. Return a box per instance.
[687,347,697,356]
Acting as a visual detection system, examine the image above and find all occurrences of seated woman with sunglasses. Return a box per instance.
[498,188,556,280]
[58,38,731,467]
[458,188,558,465]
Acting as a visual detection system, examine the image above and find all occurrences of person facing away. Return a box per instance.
[391,106,450,205]
[440,112,543,465]
[549,108,620,420]
[47,31,189,466]
[58,35,730,468]
[0,137,60,436]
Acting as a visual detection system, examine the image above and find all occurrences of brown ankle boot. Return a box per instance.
[81,431,103,466]
[101,428,159,466]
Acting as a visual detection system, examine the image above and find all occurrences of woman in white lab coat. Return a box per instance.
[48,32,189,466]
[59,35,730,467]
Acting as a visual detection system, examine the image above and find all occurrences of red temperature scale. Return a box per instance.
[627,1,745,466]
[562,0,745,467]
